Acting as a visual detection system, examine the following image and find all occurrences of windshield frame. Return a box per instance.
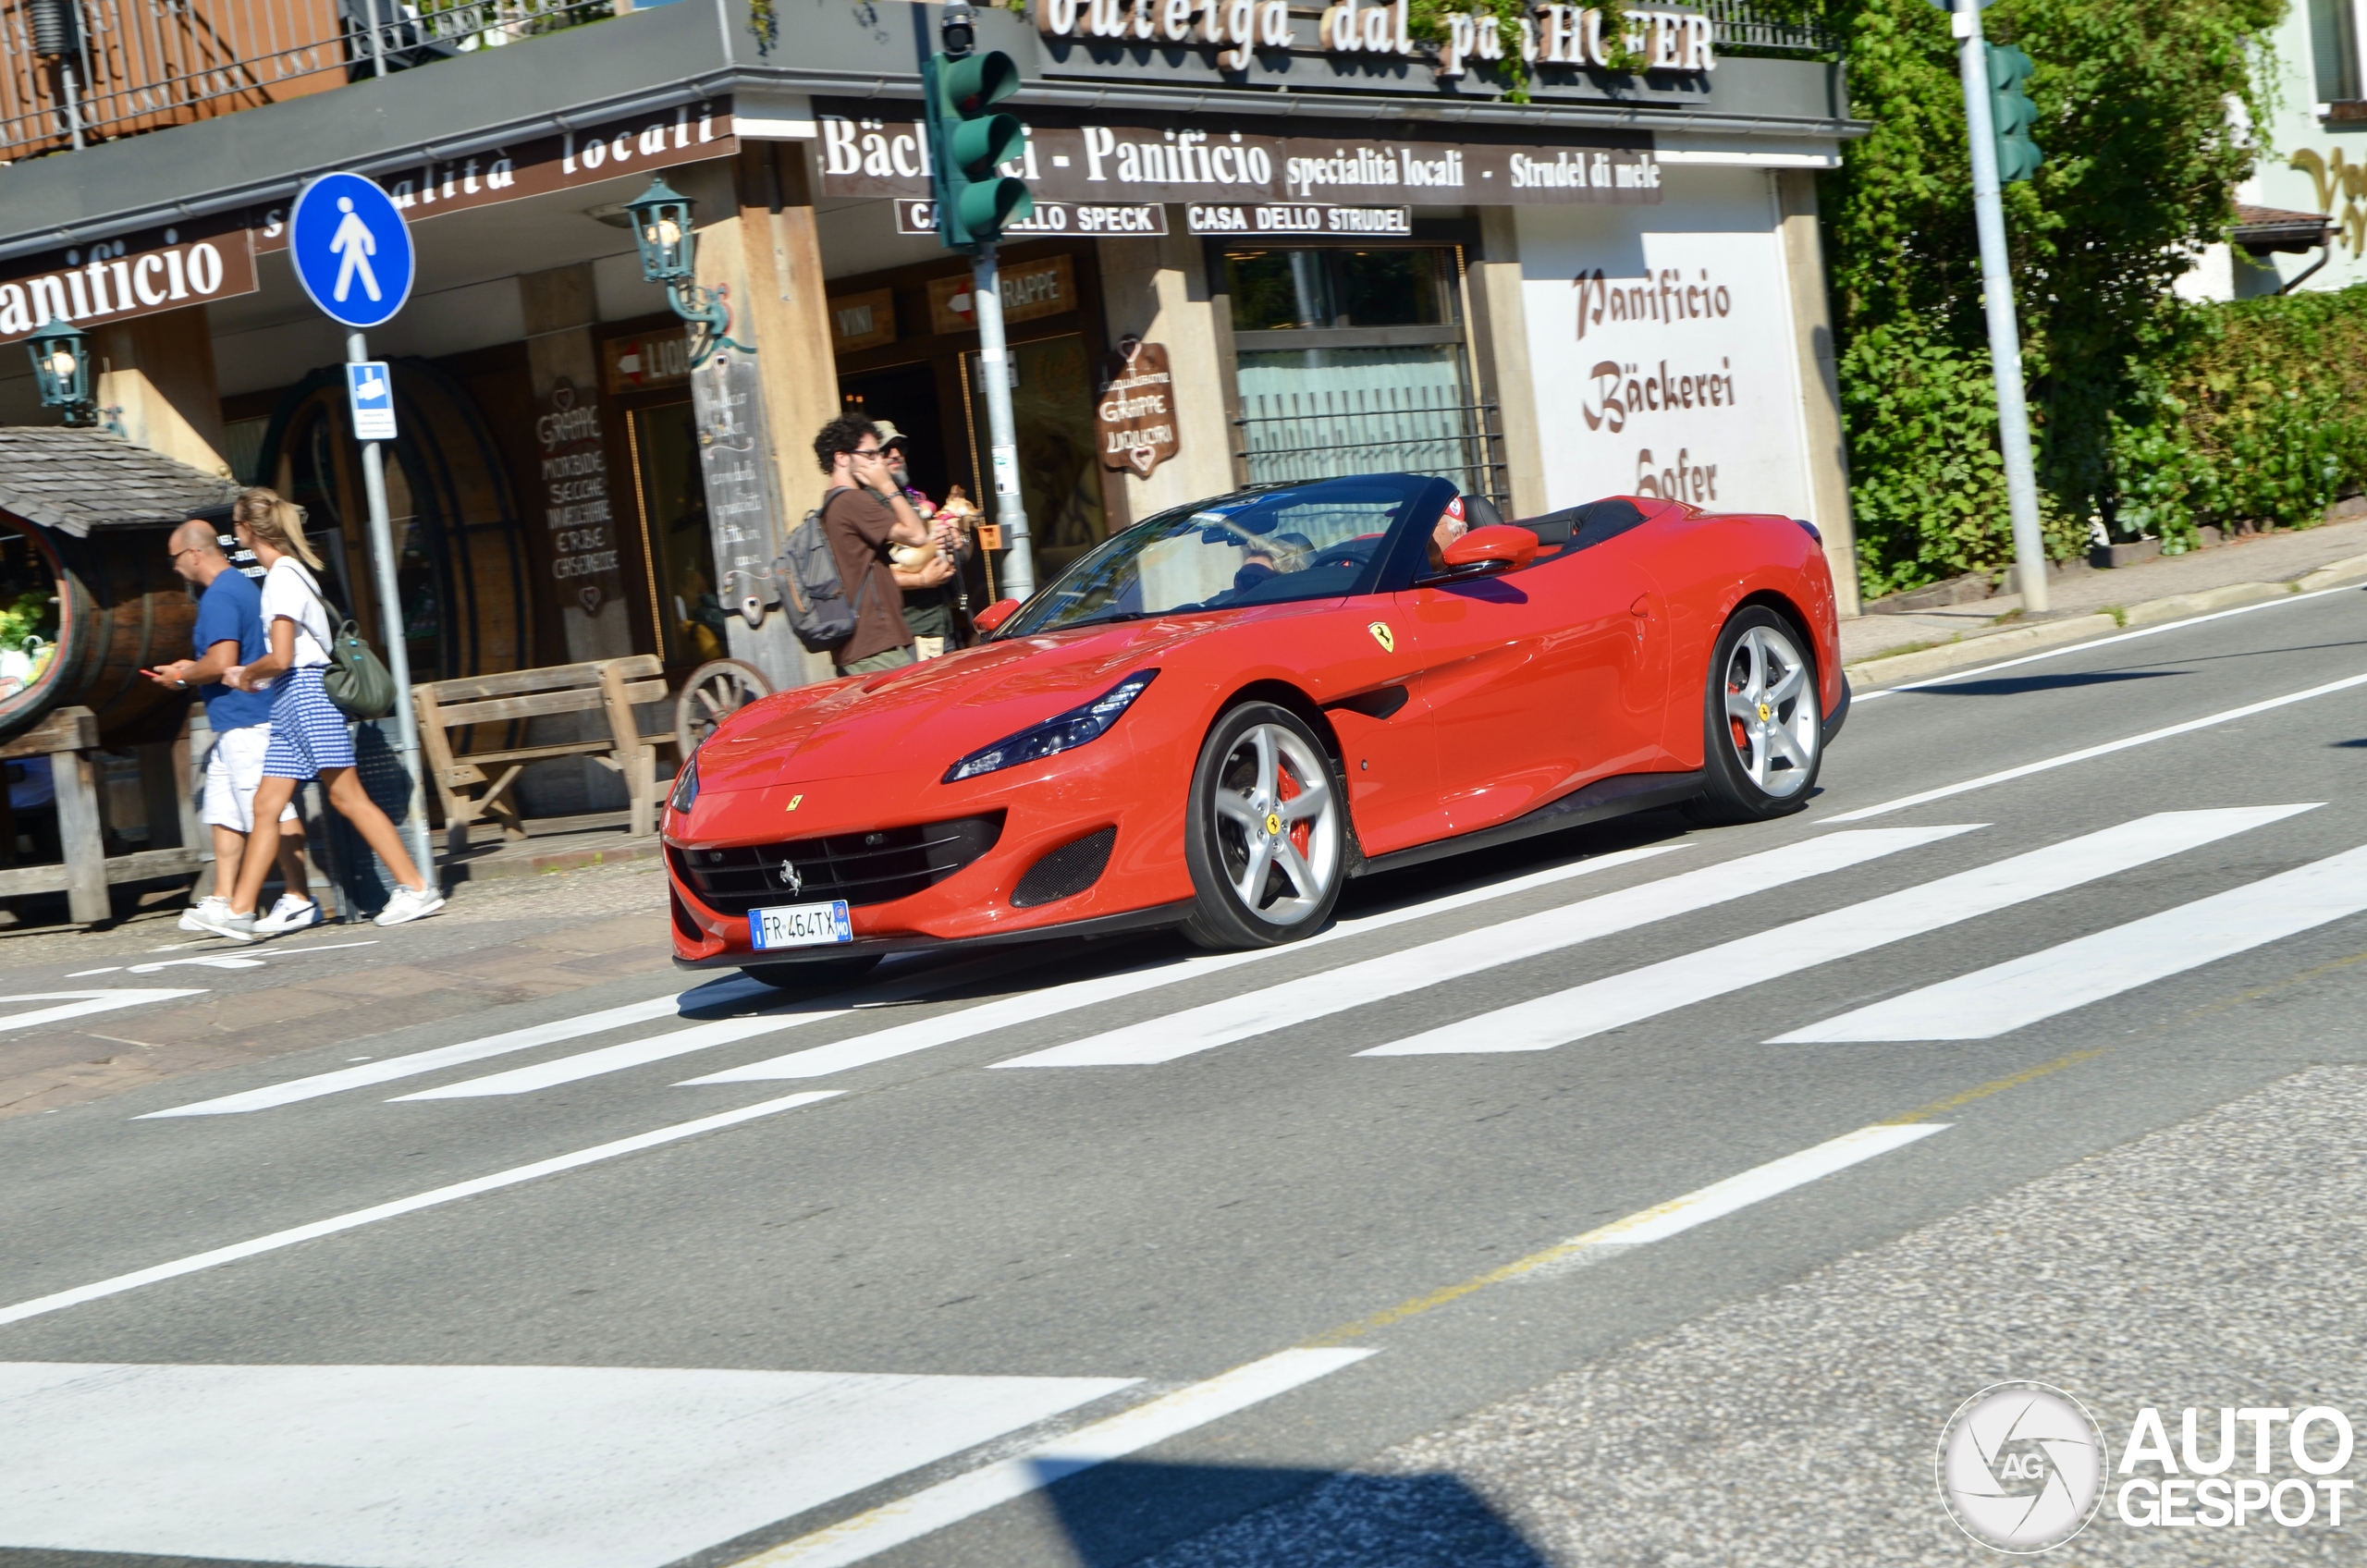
[988,473,1458,641]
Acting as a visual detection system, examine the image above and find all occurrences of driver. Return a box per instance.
[1426,496,1470,571]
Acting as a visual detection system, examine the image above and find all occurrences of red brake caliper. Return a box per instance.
[1277,766,1311,859]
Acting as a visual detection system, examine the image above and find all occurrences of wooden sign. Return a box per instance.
[926,255,1076,337]
[1096,337,1180,478]
[828,288,897,352]
[691,349,784,630]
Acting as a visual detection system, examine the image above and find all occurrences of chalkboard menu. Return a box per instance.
[690,348,781,630]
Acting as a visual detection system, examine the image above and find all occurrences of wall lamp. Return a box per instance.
[24,318,119,433]
[625,177,754,369]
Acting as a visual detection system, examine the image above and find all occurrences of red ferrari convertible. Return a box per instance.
[665,472,1846,985]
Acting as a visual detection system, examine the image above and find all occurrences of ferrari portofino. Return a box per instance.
[664,472,1846,986]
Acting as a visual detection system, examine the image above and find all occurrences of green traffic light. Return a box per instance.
[1986,43,2042,184]
[926,48,1034,249]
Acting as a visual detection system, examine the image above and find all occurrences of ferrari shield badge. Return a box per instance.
[1367,622,1394,654]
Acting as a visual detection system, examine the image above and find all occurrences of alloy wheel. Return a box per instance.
[1722,623,1819,799]
[1208,720,1342,925]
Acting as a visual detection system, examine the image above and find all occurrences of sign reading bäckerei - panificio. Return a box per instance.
[819,107,1658,206]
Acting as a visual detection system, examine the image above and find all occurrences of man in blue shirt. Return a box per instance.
[146,521,320,934]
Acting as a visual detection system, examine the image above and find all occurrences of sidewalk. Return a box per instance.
[440,808,667,883]
[1842,514,2367,686]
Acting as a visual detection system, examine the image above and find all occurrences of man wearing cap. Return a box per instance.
[872,419,966,659]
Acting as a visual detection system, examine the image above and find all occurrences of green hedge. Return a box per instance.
[2113,284,2367,549]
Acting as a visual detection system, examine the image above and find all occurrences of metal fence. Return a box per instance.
[0,0,612,164]
[1234,385,1508,507]
[1699,0,1838,55]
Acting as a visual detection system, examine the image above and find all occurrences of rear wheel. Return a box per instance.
[741,954,883,992]
[1182,703,1346,950]
[1690,606,1821,824]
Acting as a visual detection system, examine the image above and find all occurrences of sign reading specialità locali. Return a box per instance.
[1098,337,1180,478]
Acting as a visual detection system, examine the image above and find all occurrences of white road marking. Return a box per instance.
[1822,672,2367,823]
[0,990,204,1035]
[1,1092,840,1328]
[1364,805,2313,1056]
[141,992,711,1116]
[1772,840,2367,1041]
[1854,578,2367,703]
[1551,1121,1951,1252]
[738,1349,1373,1568]
[682,844,1688,1084]
[0,1362,1132,1568]
[996,828,1971,1070]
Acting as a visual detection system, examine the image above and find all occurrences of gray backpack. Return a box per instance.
[774,487,876,655]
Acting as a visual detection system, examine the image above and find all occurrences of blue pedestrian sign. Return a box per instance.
[288,173,413,329]
[347,361,397,441]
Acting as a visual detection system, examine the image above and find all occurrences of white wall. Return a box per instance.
[1515,166,1814,521]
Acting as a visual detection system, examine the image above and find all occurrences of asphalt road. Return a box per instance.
[4,582,2366,1568]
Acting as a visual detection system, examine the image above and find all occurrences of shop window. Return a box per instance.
[1225,246,1500,500]
[628,402,729,665]
[960,335,1106,580]
[1224,248,1456,330]
[2312,0,2361,103]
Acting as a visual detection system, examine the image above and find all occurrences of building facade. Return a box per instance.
[0,0,1864,797]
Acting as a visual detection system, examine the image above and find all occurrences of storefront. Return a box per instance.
[0,0,1867,755]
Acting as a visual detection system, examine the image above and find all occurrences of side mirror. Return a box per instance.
[972,597,1021,634]
[1441,525,1539,576]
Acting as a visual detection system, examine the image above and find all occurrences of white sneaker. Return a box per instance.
[178,896,228,934]
[255,894,325,936]
[374,884,447,927]
[190,904,257,944]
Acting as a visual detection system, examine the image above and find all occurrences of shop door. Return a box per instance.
[961,335,1105,582]
[626,401,729,667]
[840,361,957,512]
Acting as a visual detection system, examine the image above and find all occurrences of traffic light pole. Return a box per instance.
[972,242,1036,604]
[1955,0,2050,613]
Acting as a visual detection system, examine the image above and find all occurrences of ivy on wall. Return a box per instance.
[1820,0,2283,597]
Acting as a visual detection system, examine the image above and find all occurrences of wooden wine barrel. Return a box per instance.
[0,428,240,748]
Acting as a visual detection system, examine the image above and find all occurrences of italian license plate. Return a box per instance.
[749,900,852,949]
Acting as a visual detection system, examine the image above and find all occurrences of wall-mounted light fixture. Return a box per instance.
[625,177,754,370]
[24,317,119,432]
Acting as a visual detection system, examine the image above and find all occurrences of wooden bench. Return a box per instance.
[411,655,672,855]
[0,705,207,925]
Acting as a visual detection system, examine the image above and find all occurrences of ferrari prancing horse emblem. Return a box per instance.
[1757,703,1772,722]
[1367,621,1393,654]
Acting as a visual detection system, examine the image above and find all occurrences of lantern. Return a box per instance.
[624,178,752,369]
[26,318,91,420]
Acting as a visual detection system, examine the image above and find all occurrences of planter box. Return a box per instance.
[2089,539,2163,570]
[1865,572,1997,616]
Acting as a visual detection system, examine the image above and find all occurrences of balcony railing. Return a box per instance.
[0,0,613,165]
[1235,387,1509,508]
[1700,0,1838,55]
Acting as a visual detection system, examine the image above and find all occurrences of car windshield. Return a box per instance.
[997,474,1437,638]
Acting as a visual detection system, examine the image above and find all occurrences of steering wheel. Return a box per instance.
[1307,541,1375,573]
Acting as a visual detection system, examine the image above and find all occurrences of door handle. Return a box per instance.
[1629,595,1650,619]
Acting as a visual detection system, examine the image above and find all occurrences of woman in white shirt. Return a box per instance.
[188,490,442,939]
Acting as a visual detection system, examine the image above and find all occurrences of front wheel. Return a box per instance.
[1181,703,1347,950]
[1689,606,1822,825]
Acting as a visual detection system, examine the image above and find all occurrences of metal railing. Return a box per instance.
[1700,0,1838,55]
[1234,386,1508,507]
[1,0,613,164]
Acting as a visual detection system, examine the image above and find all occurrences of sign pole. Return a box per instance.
[971,242,1036,605]
[347,328,433,881]
[1954,0,2050,614]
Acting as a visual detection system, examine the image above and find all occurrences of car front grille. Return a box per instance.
[671,812,1005,916]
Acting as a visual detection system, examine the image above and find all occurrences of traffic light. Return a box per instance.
[1987,43,2042,184]
[924,17,1033,251]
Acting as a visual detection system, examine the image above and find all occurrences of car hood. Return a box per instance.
[695,616,1233,792]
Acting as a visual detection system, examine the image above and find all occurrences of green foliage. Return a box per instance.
[2114,284,2367,544]
[0,592,49,655]
[1822,0,2284,594]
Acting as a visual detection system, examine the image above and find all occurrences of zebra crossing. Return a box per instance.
[139,800,2363,1121]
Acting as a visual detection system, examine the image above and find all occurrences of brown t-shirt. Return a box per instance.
[820,486,912,667]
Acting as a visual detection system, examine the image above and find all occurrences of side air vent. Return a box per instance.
[1012,827,1116,909]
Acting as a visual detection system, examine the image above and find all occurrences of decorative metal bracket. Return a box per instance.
[668,279,754,370]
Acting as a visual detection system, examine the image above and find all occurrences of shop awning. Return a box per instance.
[0,428,240,538]
[2232,205,2335,256]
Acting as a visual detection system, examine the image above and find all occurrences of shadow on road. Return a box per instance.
[1908,669,2182,697]
[1042,1461,1553,1568]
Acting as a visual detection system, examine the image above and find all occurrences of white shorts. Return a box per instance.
[202,723,301,833]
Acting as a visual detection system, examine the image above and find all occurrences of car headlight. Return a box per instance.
[942,669,1159,784]
[668,756,699,814]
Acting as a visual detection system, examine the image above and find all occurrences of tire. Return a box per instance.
[1181,702,1348,950]
[741,954,883,992]
[1688,606,1823,825]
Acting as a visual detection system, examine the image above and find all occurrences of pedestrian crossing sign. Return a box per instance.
[288,172,414,329]
[346,361,397,442]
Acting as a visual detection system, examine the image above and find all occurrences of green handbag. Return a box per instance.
[299,574,397,721]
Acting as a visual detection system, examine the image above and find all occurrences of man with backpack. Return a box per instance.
[809,415,938,676]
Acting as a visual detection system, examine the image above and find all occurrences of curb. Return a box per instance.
[1845,556,2367,691]
[443,838,664,882]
